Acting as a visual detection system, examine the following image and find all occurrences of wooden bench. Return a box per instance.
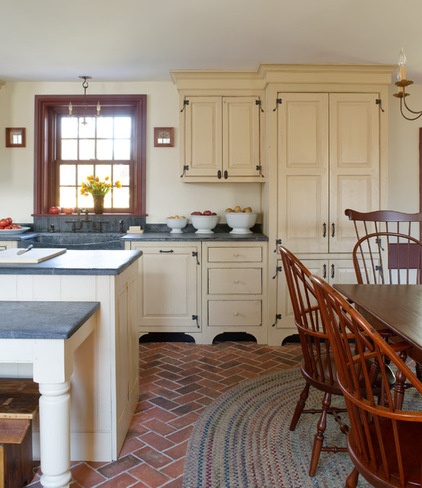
[0,379,39,488]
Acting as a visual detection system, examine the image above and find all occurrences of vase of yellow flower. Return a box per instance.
[80,175,122,214]
[93,194,105,214]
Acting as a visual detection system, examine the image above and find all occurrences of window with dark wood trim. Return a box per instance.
[34,94,147,215]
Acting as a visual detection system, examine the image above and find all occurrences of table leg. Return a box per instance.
[38,381,72,488]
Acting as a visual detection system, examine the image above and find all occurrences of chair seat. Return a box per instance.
[348,419,422,487]
[300,353,342,395]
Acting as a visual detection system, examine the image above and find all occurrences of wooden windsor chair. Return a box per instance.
[279,245,348,477]
[345,209,422,380]
[312,274,422,488]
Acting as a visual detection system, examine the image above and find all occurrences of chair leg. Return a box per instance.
[309,391,331,477]
[289,382,310,431]
[345,468,359,488]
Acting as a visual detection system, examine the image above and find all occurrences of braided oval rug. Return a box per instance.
[183,367,371,488]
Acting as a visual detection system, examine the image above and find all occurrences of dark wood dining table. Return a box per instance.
[333,284,422,354]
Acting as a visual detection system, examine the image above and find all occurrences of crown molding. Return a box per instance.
[171,63,397,91]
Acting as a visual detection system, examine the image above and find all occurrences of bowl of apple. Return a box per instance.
[190,211,219,234]
[166,215,187,234]
[225,206,257,234]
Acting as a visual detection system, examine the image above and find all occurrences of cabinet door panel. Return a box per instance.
[329,93,380,253]
[208,268,261,294]
[208,300,261,326]
[276,258,356,330]
[278,93,329,253]
[283,175,327,252]
[185,97,222,176]
[223,97,260,177]
[139,247,200,330]
[332,175,376,251]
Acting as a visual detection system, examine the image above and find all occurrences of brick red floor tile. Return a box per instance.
[26,341,302,488]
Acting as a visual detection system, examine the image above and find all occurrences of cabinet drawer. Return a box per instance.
[207,247,262,263]
[208,268,261,294]
[208,300,261,326]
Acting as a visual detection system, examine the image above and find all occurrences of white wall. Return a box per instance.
[0,81,262,223]
[388,83,422,212]
[1,79,421,224]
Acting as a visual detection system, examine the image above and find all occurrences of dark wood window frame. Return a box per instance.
[34,94,147,215]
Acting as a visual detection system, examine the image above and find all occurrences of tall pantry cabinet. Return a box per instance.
[171,65,394,346]
[263,65,393,346]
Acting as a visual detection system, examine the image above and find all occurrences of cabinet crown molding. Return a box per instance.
[171,64,397,90]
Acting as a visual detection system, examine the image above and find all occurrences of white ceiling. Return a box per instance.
[1,0,422,83]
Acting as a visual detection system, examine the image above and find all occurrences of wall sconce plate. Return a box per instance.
[154,127,174,147]
[5,128,26,148]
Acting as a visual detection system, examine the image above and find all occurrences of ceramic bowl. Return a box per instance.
[190,215,219,234]
[225,212,257,234]
[166,217,187,233]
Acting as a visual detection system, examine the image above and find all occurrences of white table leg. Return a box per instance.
[38,381,72,488]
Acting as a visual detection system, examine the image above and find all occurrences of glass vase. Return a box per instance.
[93,194,105,214]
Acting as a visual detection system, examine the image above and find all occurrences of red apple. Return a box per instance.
[211,212,217,215]
[191,211,202,215]
[203,210,212,215]
[49,206,61,214]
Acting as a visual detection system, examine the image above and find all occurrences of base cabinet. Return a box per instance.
[127,240,268,344]
[0,241,17,251]
[201,242,267,343]
[273,257,356,342]
[127,241,202,335]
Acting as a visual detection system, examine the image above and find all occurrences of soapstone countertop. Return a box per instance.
[122,231,268,242]
[0,232,38,241]
[0,301,100,339]
[0,249,142,275]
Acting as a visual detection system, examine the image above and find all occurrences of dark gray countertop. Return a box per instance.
[0,228,268,242]
[0,232,38,241]
[0,301,100,339]
[0,249,142,275]
[121,232,268,242]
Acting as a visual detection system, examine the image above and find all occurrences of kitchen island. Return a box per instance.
[0,250,142,463]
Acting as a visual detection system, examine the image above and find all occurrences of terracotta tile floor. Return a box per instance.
[27,341,302,488]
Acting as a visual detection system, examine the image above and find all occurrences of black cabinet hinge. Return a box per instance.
[180,99,190,112]
[272,98,282,111]
[272,265,282,280]
[192,314,200,328]
[180,165,189,178]
[272,314,282,327]
[255,99,264,113]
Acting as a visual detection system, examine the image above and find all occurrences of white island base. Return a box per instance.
[0,250,141,466]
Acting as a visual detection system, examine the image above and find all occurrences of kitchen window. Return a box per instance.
[34,94,146,215]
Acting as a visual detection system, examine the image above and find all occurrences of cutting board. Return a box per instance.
[0,248,67,264]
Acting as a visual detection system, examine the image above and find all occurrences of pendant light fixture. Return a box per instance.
[68,76,101,123]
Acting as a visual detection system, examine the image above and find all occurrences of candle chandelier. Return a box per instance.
[68,76,101,123]
[393,49,422,120]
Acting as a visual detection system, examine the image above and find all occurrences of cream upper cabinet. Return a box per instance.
[180,96,264,182]
[277,92,380,254]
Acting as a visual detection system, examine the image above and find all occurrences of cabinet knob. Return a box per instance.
[233,253,239,257]
[234,312,239,316]
[233,280,239,284]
